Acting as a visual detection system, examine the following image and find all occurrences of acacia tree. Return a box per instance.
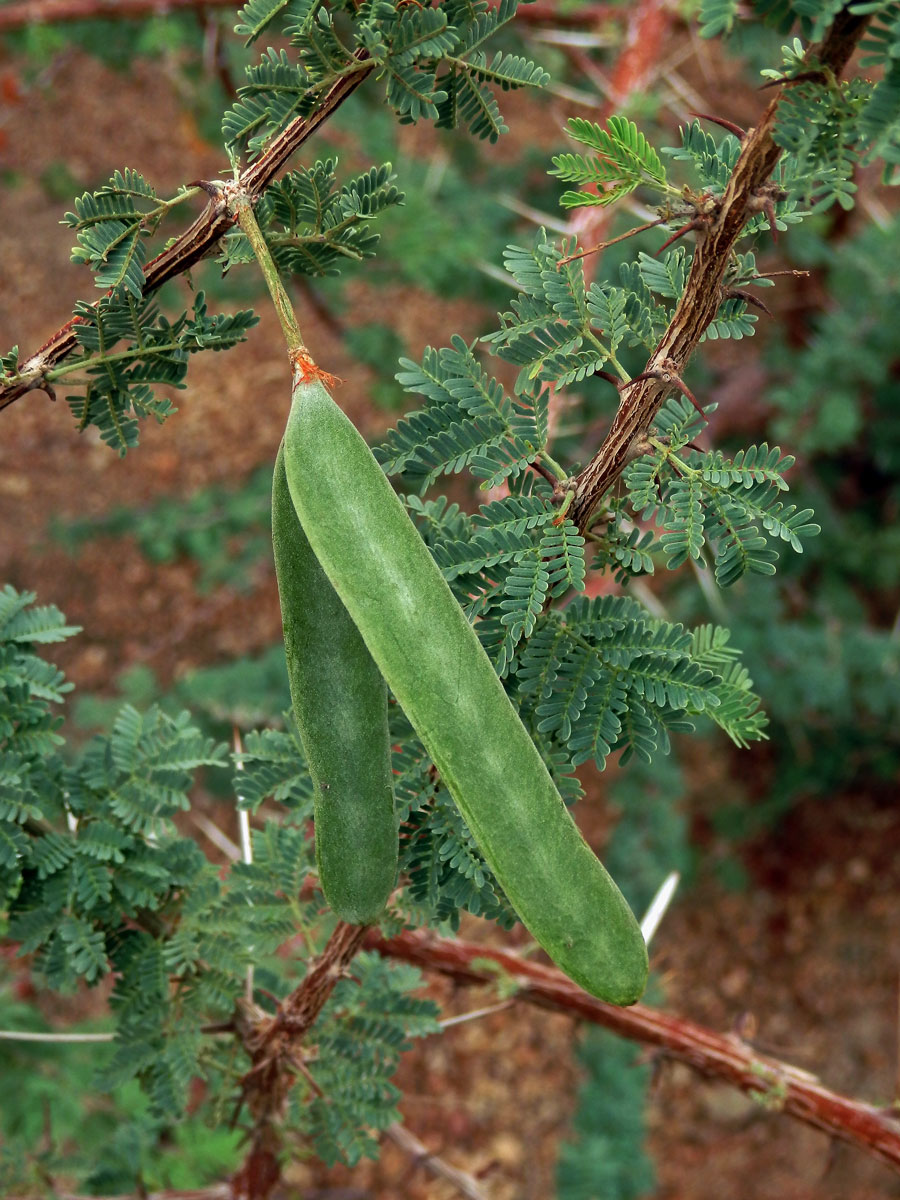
[1,1,899,1195]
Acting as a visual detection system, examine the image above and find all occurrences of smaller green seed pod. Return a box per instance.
[272,442,397,924]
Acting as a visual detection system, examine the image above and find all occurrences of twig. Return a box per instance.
[690,110,746,139]
[229,186,307,359]
[365,927,900,1176]
[0,1030,115,1042]
[383,1122,491,1200]
[189,811,241,861]
[439,1000,516,1029]
[558,218,666,266]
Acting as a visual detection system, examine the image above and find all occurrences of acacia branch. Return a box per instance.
[43,919,368,1200]
[230,920,368,1200]
[365,927,900,1175]
[383,1122,490,1200]
[0,53,372,414]
[569,7,870,533]
[47,919,900,1198]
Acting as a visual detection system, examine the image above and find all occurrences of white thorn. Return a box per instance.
[640,870,681,946]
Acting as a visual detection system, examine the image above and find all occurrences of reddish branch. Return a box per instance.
[568,8,870,532]
[600,0,673,115]
[536,0,674,453]
[568,0,673,273]
[43,912,900,1200]
[366,927,900,1175]
[0,0,619,31]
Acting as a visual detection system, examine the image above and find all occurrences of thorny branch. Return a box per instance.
[0,54,372,413]
[365,927,900,1176]
[231,920,368,1200]
[568,7,871,534]
[36,911,900,1200]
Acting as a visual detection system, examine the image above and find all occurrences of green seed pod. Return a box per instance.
[282,379,648,1004]
[272,441,397,924]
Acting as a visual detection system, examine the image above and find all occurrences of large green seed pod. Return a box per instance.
[282,379,648,1004]
[272,442,397,924]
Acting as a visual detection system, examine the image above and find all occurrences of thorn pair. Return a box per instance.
[748,183,787,242]
[622,358,707,421]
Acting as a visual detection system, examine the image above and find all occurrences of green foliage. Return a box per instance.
[378,333,548,488]
[235,0,317,47]
[482,233,644,386]
[666,118,741,190]
[0,975,243,1195]
[0,347,20,381]
[354,114,533,300]
[0,587,80,897]
[10,1,548,456]
[605,751,690,916]
[858,6,900,172]
[768,209,900,456]
[3,10,207,74]
[344,321,409,409]
[53,290,256,454]
[687,208,900,822]
[220,159,405,276]
[624,399,819,585]
[556,1027,656,1200]
[234,725,314,811]
[222,0,548,156]
[728,593,900,816]
[769,60,868,210]
[754,19,900,201]
[297,954,441,1164]
[0,594,444,1162]
[64,169,161,298]
[699,0,742,38]
[550,115,669,208]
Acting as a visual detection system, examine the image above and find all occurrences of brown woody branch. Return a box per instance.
[568,7,870,533]
[365,927,900,1175]
[231,920,369,1200]
[0,54,372,414]
[38,912,900,1199]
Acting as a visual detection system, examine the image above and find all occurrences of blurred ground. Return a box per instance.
[1,32,899,1200]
